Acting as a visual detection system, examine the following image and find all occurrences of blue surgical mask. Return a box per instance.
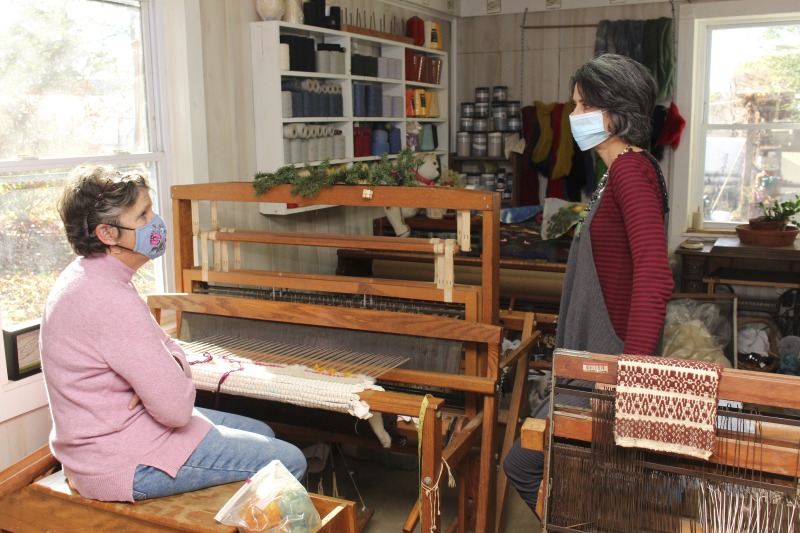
[110,214,168,260]
[569,109,610,151]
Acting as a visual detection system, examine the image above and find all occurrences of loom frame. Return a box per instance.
[165,183,507,533]
[524,351,800,532]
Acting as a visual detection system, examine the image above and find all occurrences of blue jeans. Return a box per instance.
[503,379,593,516]
[132,407,306,500]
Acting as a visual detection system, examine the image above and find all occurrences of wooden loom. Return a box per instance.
[147,183,535,533]
[522,350,800,532]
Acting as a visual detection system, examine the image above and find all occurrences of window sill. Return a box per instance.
[682,228,736,241]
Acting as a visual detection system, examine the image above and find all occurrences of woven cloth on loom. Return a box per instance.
[614,355,723,460]
[188,352,384,419]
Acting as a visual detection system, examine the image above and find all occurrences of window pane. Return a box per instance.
[0,1,147,161]
[703,22,800,226]
[707,24,800,125]
[0,164,158,327]
[703,129,800,223]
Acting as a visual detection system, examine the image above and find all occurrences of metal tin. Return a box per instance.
[460,117,474,132]
[457,131,471,156]
[473,118,488,132]
[492,104,508,131]
[474,102,490,118]
[508,116,521,132]
[507,100,521,116]
[481,173,496,191]
[475,87,490,103]
[488,132,503,157]
[471,133,488,157]
[461,102,475,118]
[492,86,508,102]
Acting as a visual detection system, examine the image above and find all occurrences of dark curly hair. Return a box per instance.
[58,164,150,257]
[570,54,657,147]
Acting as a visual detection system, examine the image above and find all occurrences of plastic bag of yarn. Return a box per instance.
[215,460,320,533]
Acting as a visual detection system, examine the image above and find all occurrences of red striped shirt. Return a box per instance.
[590,151,673,355]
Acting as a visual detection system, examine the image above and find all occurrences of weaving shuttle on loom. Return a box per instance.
[524,350,800,533]
[146,183,525,533]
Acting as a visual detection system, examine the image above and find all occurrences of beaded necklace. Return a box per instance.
[574,146,632,238]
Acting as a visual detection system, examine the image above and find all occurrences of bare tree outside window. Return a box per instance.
[702,24,800,224]
[0,0,161,327]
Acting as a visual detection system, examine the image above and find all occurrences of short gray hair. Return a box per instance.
[58,164,150,257]
[570,54,657,147]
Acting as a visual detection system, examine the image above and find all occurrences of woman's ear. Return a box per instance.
[94,224,118,246]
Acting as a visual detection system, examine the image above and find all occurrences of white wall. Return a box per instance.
[0,309,51,470]
[459,0,667,17]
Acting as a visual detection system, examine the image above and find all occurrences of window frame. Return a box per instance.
[671,0,800,249]
[0,0,174,417]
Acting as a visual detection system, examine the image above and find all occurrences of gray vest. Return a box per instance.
[555,175,625,356]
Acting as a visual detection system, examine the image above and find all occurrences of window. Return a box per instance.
[676,0,800,234]
[0,0,166,327]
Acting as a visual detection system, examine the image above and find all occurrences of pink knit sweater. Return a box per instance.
[40,255,211,502]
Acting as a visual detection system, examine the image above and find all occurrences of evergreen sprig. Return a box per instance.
[253,148,424,197]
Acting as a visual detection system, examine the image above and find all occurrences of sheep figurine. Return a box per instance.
[384,153,441,237]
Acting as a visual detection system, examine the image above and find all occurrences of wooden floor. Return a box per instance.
[308,446,539,533]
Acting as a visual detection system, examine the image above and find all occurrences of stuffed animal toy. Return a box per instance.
[384,153,440,237]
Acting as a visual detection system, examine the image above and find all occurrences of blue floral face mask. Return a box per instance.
[110,214,168,260]
[569,109,610,151]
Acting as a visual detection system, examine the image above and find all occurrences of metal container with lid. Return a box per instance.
[475,87,490,103]
[473,118,489,132]
[488,132,503,157]
[456,131,471,156]
[492,104,508,131]
[461,102,475,118]
[474,102,490,118]
[471,133,488,157]
[492,86,508,102]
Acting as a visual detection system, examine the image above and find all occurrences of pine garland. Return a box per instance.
[253,148,424,197]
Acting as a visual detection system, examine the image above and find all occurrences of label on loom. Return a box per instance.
[582,363,609,373]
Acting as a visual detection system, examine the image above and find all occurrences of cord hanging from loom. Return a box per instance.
[417,394,454,532]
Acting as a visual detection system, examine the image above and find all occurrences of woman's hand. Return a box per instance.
[128,393,140,410]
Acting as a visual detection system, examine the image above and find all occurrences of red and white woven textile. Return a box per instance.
[614,355,723,460]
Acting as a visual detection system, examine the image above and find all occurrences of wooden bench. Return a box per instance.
[0,445,357,533]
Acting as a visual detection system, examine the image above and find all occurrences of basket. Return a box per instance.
[737,317,779,372]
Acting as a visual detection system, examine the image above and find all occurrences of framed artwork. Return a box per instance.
[3,319,42,381]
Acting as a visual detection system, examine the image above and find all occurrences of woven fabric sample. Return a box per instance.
[614,355,723,459]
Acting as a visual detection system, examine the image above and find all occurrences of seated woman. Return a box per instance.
[40,164,306,502]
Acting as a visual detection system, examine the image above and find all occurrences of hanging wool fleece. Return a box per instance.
[523,102,588,203]
[595,17,675,102]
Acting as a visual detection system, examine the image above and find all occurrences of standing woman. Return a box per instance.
[504,54,673,517]
[40,164,306,502]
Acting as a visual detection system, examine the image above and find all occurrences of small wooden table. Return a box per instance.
[675,236,800,294]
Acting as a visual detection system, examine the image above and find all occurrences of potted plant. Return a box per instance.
[737,193,800,246]
[750,194,800,230]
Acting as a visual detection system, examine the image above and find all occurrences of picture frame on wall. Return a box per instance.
[3,319,42,381]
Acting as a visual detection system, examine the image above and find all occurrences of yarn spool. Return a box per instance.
[282,124,298,139]
[281,91,293,118]
[406,16,425,46]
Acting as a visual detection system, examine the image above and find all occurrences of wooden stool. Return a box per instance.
[0,446,356,533]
